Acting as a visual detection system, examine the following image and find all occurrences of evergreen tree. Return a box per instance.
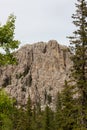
[15,107,27,130]
[44,105,50,130]
[68,0,87,128]
[55,81,82,130]
[61,81,77,130]
[44,105,55,130]
[55,92,63,130]
[32,105,43,130]
[55,81,77,130]
[26,95,33,130]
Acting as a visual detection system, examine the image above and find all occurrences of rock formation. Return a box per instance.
[0,40,72,110]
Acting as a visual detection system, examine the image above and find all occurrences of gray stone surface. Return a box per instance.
[0,40,72,109]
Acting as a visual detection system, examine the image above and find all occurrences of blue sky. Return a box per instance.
[0,0,76,46]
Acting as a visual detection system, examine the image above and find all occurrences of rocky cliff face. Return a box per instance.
[0,40,72,109]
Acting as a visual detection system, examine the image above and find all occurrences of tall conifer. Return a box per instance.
[68,0,87,127]
[26,95,33,130]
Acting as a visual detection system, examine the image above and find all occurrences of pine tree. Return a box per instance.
[55,81,83,130]
[44,105,50,130]
[55,92,63,130]
[44,105,55,130]
[15,107,27,130]
[26,95,33,130]
[61,81,77,130]
[68,0,87,128]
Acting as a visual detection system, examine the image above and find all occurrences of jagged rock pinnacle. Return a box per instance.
[0,40,72,110]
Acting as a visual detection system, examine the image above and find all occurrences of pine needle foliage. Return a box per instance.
[68,0,87,128]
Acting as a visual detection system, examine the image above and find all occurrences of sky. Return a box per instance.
[0,0,76,46]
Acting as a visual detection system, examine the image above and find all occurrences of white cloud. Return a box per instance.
[0,0,76,46]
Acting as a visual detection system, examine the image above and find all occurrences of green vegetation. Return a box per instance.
[68,0,87,128]
[0,14,20,65]
[0,0,87,129]
[0,89,14,130]
[0,14,20,129]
